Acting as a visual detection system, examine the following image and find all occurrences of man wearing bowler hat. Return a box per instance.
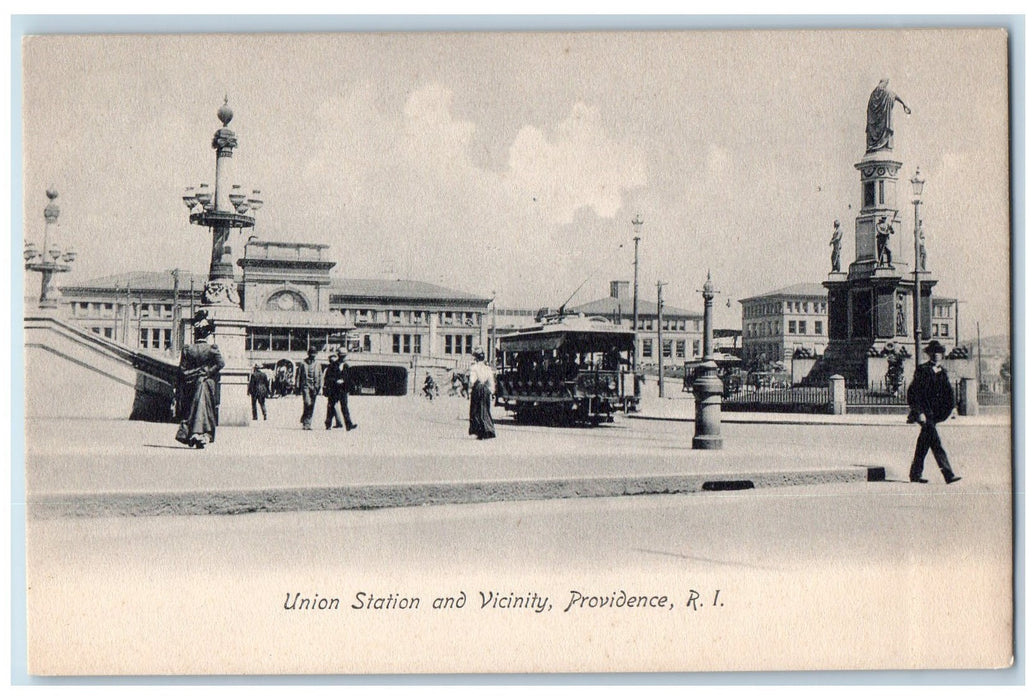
[906,340,962,484]
[299,346,323,430]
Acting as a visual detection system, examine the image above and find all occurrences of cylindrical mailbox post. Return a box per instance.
[692,272,723,449]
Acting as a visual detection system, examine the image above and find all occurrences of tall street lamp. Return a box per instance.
[24,188,76,309]
[910,166,925,369]
[182,97,263,309]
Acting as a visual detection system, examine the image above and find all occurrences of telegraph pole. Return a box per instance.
[657,280,667,397]
[631,215,642,371]
[171,269,182,355]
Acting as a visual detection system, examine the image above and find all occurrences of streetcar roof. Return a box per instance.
[498,315,635,352]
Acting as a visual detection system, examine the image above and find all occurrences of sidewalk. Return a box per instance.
[23,394,902,518]
[633,391,1011,427]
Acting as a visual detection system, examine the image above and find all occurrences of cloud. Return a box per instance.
[506,102,646,224]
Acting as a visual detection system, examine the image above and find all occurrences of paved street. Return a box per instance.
[22,395,1015,675]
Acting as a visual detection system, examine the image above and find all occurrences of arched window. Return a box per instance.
[266,290,310,312]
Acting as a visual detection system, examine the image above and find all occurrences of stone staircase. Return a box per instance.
[24,313,179,421]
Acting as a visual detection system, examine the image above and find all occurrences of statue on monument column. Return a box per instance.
[875,216,895,267]
[918,219,928,271]
[866,78,911,153]
[829,219,843,272]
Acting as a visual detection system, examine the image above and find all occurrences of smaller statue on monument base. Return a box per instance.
[875,216,895,267]
[829,219,843,272]
[896,294,907,336]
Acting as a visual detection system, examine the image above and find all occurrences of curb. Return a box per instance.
[29,467,886,519]
[629,414,1007,427]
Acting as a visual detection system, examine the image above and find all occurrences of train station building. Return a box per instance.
[54,238,492,396]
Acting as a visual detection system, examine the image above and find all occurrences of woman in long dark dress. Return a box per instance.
[176,310,225,449]
[467,348,496,440]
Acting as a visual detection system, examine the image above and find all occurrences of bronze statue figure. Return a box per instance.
[866,79,911,153]
[829,219,843,272]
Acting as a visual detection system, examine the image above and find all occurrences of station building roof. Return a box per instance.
[62,270,490,305]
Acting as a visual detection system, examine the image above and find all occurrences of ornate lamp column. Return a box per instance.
[692,271,723,450]
[24,188,76,309]
[181,98,264,426]
[910,167,925,369]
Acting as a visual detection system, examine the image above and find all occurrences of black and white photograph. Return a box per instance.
[17,24,1015,676]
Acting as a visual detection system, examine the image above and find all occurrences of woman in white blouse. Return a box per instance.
[467,347,496,440]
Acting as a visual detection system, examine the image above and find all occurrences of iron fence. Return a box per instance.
[722,385,831,413]
[978,390,1011,406]
[847,381,908,406]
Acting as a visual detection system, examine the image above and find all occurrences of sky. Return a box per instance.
[20,28,1011,336]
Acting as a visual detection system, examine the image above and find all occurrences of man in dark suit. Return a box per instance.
[323,348,357,431]
[906,340,962,485]
[248,364,270,421]
[299,346,323,430]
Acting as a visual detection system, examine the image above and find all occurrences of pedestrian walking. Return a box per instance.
[468,347,496,440]
[906,340,962,484]
[299,346,323,430]
[175,310,224,449]
[248,363,270,421]
[324,348,358,431]
[423,373,438,400]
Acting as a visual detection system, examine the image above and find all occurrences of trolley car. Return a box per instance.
[495,314,638,425]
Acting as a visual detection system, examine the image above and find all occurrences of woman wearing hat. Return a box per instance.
[468,347,496,440]
[906,340,962,484]
[175,310,225,449]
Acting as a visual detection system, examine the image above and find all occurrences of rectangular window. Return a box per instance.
[151,328,161,348]
[788,321,796,334]
[465,335,473,354]
[391,310,402,324]
[443,312,455,325]
[693,339,701,357]
[798,320,807,334]
[815,321,823,335]
[445,336,453,354]
[642,339,652,358]
[676,340,686,358]
[139,329,149,348]
[662,341,672,358]
[392,334,401,353]
[362,335,371,352]
[163,329,172,350]
[942,324,949,337]
[250,328,270,352]
[413,335,422,354]
[103,327,113,339]
[271,330,289,352]
[289,328,308,352]
[402,335,411,354]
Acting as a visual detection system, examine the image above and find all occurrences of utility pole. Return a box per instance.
[631,215,642,371]
[977,321,983,390]
[491,290,497,365]
[657,280,667,397]
[171,269,182,355]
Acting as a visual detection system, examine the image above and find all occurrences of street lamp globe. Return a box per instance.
[182,186,198,211]
[196,183,213,209]
[910,166,925,200]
